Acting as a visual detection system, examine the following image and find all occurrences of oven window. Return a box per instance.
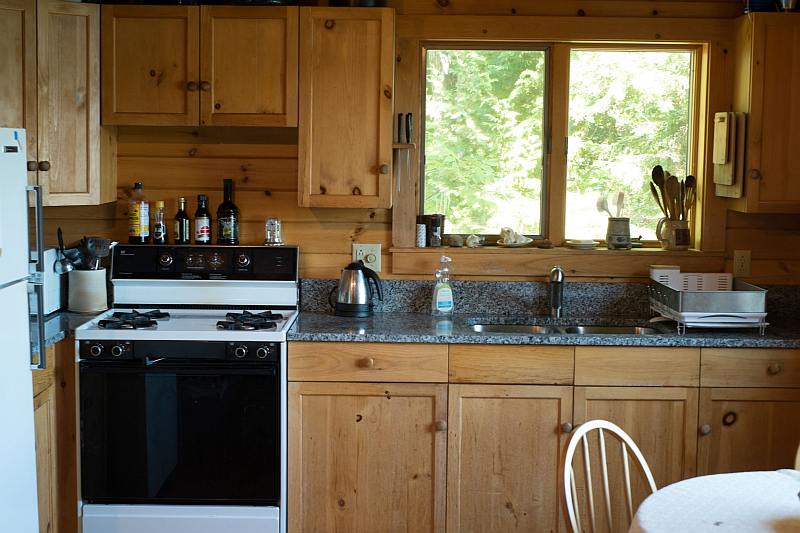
[80,363,279,505]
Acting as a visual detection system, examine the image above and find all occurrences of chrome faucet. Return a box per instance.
[549,265,565,319]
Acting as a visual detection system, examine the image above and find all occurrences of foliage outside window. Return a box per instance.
[421,45,696,244]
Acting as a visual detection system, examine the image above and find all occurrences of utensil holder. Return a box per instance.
[656,218,690,251]
[606,217,632,250]
[68,268,108,313]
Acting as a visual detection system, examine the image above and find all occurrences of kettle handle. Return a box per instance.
[328,285,338,309]
[363,267,383,302]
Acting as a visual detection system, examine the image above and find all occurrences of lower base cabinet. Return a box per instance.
[34,380,57,533]
[447,385,572,533]
[698,388,800,475]
[288,382,447,533]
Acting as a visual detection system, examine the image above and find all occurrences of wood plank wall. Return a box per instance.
[39,0,800,282]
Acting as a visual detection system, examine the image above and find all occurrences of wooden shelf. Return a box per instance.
[392,143,417,150]
[390,247,726,278]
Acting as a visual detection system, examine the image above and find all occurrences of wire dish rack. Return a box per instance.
[648,266,768,335]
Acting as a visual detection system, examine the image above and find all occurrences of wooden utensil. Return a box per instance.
[666,175,680,221]
[685,175,697,218]
[615,191,625,217]
[649,182,667,217]
[651,166,670,218]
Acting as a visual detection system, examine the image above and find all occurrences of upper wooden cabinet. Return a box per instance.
[101,5,298,127]
[298,7,395,209]
[731,13,800,213]
[0,0,115,205]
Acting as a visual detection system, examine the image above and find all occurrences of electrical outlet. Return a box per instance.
[352,243,382,272]
[733,250,751,277]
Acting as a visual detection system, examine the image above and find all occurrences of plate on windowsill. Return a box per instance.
[496,241,534,248]
[565,240,599,250]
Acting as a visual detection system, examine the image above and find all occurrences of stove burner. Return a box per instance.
[99,310,171,330]
[216,310,283,331]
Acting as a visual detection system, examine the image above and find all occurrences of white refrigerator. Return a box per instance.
[0,127,43,532]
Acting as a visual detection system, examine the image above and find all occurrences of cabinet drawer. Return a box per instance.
[449,345,573,384]
[701,349,800,387]
[288,342,448,382]
[575,347,700,386]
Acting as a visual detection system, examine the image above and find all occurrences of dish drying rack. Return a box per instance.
[648,266,768,335]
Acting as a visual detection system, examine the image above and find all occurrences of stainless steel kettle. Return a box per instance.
[330,261,384,317]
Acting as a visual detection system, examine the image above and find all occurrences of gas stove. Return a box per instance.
[75,245,298,533]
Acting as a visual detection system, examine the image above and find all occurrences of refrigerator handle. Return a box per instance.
[27,185,46,370]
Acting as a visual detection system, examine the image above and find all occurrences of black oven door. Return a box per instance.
[80,360,279,506]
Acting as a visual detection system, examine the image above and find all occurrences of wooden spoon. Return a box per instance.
[651,166,669,218]
[684,175,697,218]
[666,176,680,221]
[649,182,668,217]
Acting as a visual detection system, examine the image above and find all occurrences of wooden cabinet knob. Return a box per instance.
[200,81,211,92]
[561,422,573,434]
[748,168,762,180]
[186,81,199,92]
[699,424,712,436]
[357,357,375,368]
[767,362,783,375]
[324,19,335,30]
[38,161,50,171]
[378,164,390,175]
[434,420,447,432]
[722,411,738,426]
[27,161,38,172]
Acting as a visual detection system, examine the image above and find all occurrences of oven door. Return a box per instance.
[80,359,279,506]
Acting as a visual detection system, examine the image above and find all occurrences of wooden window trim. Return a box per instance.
[391,15,734,277]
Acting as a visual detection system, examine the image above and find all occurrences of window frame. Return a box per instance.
[419,42,553,242]
[417,40,704,248]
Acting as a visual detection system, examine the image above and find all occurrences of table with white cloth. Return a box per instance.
[629,469,800,533]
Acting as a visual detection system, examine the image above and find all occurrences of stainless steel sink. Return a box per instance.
[471,324,660,335]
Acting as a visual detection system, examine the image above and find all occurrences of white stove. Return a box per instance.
[75,245,298,533]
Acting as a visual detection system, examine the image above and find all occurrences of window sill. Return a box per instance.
[390,247,725,279]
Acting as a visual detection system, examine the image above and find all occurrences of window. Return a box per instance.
[421,44,697,244]
[423,48,547,236]
[565,49,694,240]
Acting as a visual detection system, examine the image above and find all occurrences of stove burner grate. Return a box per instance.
[99,310,171,329]
[216,310,283,331]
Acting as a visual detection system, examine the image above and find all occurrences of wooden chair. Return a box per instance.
[795,441,800,470]
[563,419,657,533]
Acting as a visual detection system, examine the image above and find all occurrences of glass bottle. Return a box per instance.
[152,201,167,245]
[194,194,212,245]
[128,182,150,244]
[216,179,240,245]
[174,197,191,245]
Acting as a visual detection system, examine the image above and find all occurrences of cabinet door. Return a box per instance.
[740,14,800,212]
[573,387,699,533]
[698,387,800,475]
[288,382,446,533]
[101,5,199,126]
[200,6,297,127]
[447,385,573,533]
[0,0,37,184]
[298,7,394,208]
[38,0,113,206]
[33,384,57,533]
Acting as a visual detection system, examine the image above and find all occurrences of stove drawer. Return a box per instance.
[288,342,448,382]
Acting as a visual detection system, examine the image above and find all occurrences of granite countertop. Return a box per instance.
[288,312,800,348]
[30,310,100,352]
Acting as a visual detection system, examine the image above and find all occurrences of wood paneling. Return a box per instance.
[575,347,701,387]
[448,344,574,384]
[289,342,448,382]
[447,384,572,532]
[725,210,800,284]
[698,387,800,475]
[288,382,446,533]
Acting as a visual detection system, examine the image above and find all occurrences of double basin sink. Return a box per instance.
[471,324,660,336]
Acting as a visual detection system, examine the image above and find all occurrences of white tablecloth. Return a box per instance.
[630,470,800,533]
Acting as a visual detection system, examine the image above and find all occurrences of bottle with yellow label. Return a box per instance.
[128,182,150,244]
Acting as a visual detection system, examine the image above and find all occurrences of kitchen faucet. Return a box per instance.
[549,265,565,318]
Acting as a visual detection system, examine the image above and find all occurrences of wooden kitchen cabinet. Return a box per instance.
[447,384,572,533]
[34,380,57,533]
[288,382,446,533]
[101,5,297,127]
[573,387,699,533]
[697,387,800,475]
[731,13,800,213]
[0,0,114,204]
[297,7,395,208]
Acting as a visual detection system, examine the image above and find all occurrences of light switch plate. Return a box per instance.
[352,244,382,272]
[733,250,751,277]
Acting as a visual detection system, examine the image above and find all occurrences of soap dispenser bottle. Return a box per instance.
[432,255,455,316]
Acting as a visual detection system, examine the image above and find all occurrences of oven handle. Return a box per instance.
[79,362,277,375]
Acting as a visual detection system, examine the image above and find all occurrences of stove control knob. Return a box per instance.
[236,253,251,267]
[89,344,104,357]
[158,253,174,267]
[256,346,270,359]
[111,345,125,357]
[234,345,248,359]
